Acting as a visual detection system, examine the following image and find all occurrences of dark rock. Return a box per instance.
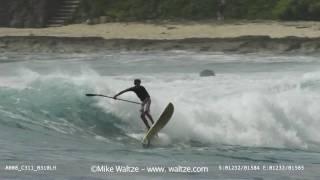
[200,69,215,77]
[1,36,320,54]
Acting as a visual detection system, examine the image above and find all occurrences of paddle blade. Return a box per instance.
[85,94,97,96]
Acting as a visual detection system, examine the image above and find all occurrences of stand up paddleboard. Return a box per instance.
[142,103,174,147]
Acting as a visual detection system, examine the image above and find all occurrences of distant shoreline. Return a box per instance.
[1,21,320,39]
[1,21,320,53]
[1,36,320,54]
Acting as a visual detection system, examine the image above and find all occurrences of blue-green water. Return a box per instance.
[0,51,320,180]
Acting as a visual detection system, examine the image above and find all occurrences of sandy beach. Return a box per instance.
[1,21,320,39]
[1,21,320,53]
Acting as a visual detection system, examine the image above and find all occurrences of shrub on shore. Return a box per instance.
[75,0,320,22]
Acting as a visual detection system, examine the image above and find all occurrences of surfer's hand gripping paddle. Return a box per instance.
[86,94,142,105]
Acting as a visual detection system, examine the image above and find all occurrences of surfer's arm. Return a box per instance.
[113,88,133,99]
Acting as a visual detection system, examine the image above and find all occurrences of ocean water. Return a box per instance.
[0,51,320,180]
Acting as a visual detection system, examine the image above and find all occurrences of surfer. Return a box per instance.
[113,79,154,130]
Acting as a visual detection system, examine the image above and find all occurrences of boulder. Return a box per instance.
[200,69,215,77]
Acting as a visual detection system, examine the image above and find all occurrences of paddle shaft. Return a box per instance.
[86,94,142,105]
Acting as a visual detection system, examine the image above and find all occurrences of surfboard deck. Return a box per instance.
[142,102,174,147]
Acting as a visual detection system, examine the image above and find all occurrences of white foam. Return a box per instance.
[96,71,320,149]
[127,133,144,141]
[151,133,172,146]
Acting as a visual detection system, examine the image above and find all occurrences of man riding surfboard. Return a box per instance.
[113,79,155,130]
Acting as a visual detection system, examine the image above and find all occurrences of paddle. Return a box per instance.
[85,94,142,105]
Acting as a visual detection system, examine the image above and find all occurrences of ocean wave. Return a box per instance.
[0,65,320,150]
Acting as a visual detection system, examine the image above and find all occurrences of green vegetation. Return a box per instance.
[77,0,219,21]
[76,0,320,21]
[279,0,320,20]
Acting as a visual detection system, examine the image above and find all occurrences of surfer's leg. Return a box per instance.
[140,101,150,129]
[145,98,154,124]
[140,112,150,130]
[144,99,158,137]
[146,113,154,124]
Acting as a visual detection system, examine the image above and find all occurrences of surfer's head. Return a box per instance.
[134,79,141,86]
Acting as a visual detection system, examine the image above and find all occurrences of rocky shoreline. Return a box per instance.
[1,36,320,54]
